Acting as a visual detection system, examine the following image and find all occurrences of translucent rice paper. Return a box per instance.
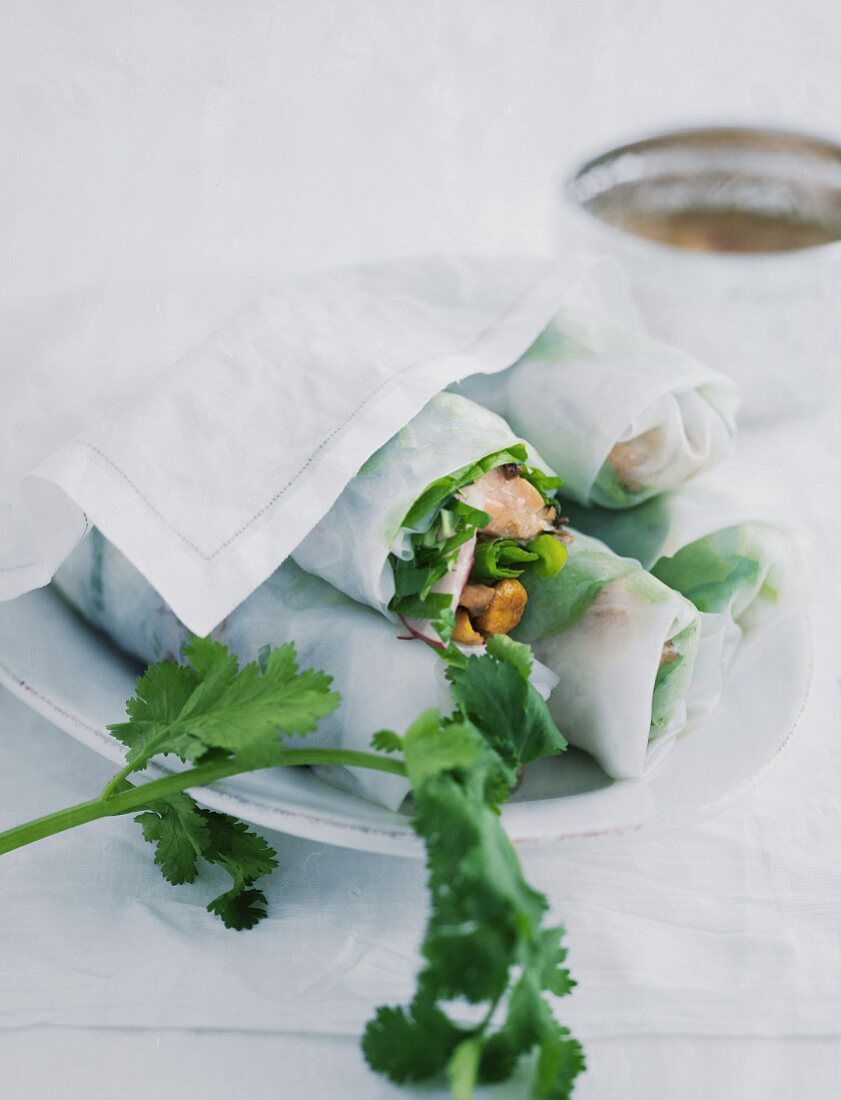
[292,391,548,616]
[560,484,801,629]
[561,483,802,734]
[514,531,702,779]
[457,314,739,509]
[687,612,743,725]
[52,532,451,810]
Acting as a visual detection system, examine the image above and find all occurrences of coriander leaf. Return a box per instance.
[108,661,198,762]
[479,975,542,1076]
[365,711,583,1099]
[134,792,210,885]
[199,809,278,931]
[537,925,576,998]
[479,971,584,1096]
[175,643,338,764]
[207,886,269,931]
[371,729,404,754]
[361,1005,423,1082]
[401,711,495,788]
[132,790,279,930]
[176,636,240,723]
[181,634,237,679]
[533,1019,587,1100]
[446,645,567,769]
[108,639,340,769]
[105,638,340,930]
[505,972,549,1049]
[389,591,454,621]
[485,633,533,682]
[362,997,467,1084]
[476,1030,519,1084]
[200,809,279,884]
[422,921,513,1003]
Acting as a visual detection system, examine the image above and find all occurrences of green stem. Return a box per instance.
[100,758,146,800]
[100,728,177,799]
[0,748,406,857]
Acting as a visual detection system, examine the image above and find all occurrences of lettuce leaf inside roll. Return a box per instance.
[562,496,794,628]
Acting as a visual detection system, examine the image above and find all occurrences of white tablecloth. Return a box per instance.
[3,1,841,1097]
[1,551,840,1100]
[1,401,839,1097]
[1,1030,840,1100]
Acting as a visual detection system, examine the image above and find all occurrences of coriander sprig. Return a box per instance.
[0,636,402,928]
[0,634,585,1096]
[364,709,584,1099]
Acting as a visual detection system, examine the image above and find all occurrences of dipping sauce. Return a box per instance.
[568,127,841,256]
[561,126,841,420]
[590,202,841,254]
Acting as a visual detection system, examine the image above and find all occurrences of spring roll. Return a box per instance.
[54,530,557,810]
[458,316,738,508]
[292,392,571,648]
[512,531,702,779]
[560,491,800,729]
[560,490,797,629]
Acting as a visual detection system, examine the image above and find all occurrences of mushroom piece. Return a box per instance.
[459,583,496,616]
[453,608,485,646]
[474,578,528,636]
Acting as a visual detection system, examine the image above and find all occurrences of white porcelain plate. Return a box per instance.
[0,587,811,857]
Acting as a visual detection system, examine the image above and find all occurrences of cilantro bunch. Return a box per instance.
[365,706,584,1098]
[389,445,564,644]
[0,634,584,1097]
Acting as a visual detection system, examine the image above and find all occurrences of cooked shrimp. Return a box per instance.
[607,428,662,491]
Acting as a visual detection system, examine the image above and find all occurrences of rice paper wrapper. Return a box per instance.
[514,531,703,779]
[53,532,455,810]
[687,611,743,725]
[292,391,548,616]
[561,479,802,629]
[457,312,739,509]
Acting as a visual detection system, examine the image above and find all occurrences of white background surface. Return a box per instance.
[2,2,841,1098]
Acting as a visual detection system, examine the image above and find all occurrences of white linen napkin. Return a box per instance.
[2,255,583,635]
